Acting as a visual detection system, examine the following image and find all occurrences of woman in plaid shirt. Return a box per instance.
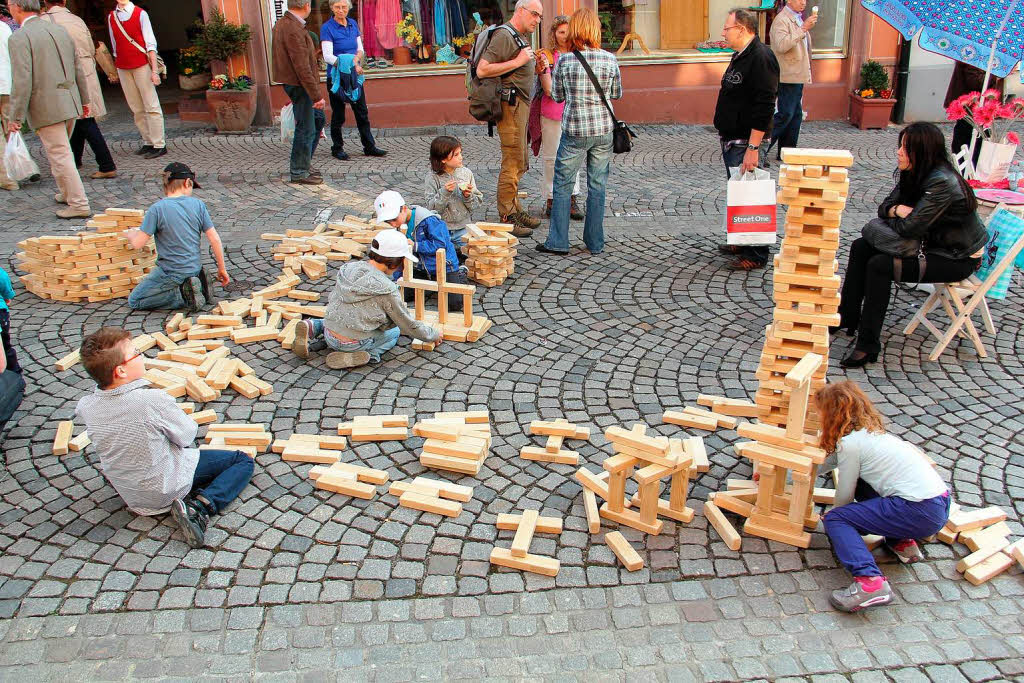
[537,7,621,256]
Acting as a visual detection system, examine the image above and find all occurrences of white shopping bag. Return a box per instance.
[976,140,1017,183]
[725,166,777,245]
[3,132,40,182]
[279,103,295,143]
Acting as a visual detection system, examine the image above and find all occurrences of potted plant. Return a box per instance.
[194,10,255,133]
[453,34,475,59]
[849,60,895,130]
[946,90,1024,183]
[177,47,210,91]
[394,14,419,66]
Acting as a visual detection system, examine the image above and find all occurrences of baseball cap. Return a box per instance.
[374,190,405,223]
[163,162,201,188]
[370,229,418,263]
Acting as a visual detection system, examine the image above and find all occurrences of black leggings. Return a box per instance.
[838,237,979,355]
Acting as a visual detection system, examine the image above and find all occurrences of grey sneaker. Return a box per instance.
[171,498,209,549]
[829,579,893,613]
[886,539,924,564]
[326,350,370,369]
[293,320,311,358]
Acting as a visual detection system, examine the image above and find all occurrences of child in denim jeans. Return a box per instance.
[292,230,441,368]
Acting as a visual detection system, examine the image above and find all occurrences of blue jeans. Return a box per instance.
[767,83,804,157]
[284,85,325,179]
[0,369,25,433]
[190,449,254,514]
[0,309,20,373]
[311,320,400,363]
[545,132,613,253]
[721,140,770,263]
[823,479,950,577]
[128,266,202,311]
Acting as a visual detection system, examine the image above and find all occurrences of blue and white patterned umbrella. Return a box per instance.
[861,0,1023,79]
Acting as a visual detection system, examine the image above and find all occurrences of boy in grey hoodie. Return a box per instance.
[293,230,441,369]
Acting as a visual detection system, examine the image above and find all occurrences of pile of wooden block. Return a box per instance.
[326,215,387,244]
[757,149,853,434]
[272,433,348,464]
[337,414,410,441]
[143,333,272,403]
[52,420,90,455]
[464,222,518,286]
[209,274,330,351]
[937,504,1024,585]
[202,423,272,457]
[15,208,155,302]
[489,509,563,576]
[310,460,390,499]
[389,476,473,518]
[412,410,491,476]
[520,419,590,465]
[261,224,365,280]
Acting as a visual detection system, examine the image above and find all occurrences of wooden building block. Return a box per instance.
[433,410,489,423]
[964,551,1014,585]
[957,539,1011,573]
[708,492,754,517]
[861,534,885,551]
[682,406,738,429]
[663,410,718,431]
[497,511,562,534]
[229,376,261,399]
[545,433,565,453]
[422,437,487,460]
[245,376,274,396]
[315,470,376,498]
[68,430,90,452]
[282,442,342,464]
[704,501,742,550]
[399,490,462,517]
[185,375,219,403]
[510,509,539,557]
[959,522,1012,553]
[599,503,664,535]
[605,425,670,456]
[197,314,243,327]
[53,421,74,455]
[191,409,218,425]
[530,420,580,437]
[420,452,483,476]
[1010,540,1024,568]
[165,312,184,333]
[583,488,600,534]
[349,425,409,442]
[309,461,388,485]
[489,547,559,576]
[231,326,280,344]
[411,476,472,501]
[947,506,1007,533]
[520,446,579,465]
[54,349,80,371]
[936,524,959,544]
[780,148,855,167]
[604,531,643,571]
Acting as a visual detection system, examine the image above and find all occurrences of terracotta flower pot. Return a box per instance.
[392,46,413,65]
[178,72,211,91]
[206,89,258,134]
[849,93,896,130]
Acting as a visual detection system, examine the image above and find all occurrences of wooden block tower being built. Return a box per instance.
[756,148,854,434]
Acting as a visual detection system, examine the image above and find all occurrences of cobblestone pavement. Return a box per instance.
[1,108,1023,680]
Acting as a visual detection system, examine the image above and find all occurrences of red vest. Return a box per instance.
[109,6,149,70]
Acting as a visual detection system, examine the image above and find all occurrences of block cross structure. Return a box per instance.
[758,148,854,435]
[398,248,492,343]
[489,509,564,576]
[521,419,591,465]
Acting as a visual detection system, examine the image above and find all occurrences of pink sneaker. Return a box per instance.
[887,539,924,564]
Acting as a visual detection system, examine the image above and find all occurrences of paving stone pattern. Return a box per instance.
[1,111,1023,678]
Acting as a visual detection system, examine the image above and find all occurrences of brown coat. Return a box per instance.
[770,8,811,85]
[43,6,106,119]
[272,11,320,101]
[7,15,89,130]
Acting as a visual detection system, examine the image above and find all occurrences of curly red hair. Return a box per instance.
[814,381,885,454]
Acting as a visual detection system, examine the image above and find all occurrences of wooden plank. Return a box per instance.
[510,509,539,557]
[780,148,854,167]
[959,522,1012,553]
[604,531,643,571]
[583,488,600,534]
[420,452,483,476]
[964,551,1014,586]
[190,409,218,425]
[315,470,376,498]
[663,410,718,431]
[433,410,489,423]
[282,442,341,464]
[52,421,74,455]
[410,476,473,501]
[947,507,1007,533]
[520,446,579,465]
[529,420,579,437]
[599,503,664,535]
[68,430,90,452]
[54,349,80,371]
[399,490,462,517]
[422,437,487,460]
[497,511,562,535]
[709,492,754,518]
[349,426,409,442]
[704,501,742,550]
[957,538,1011,573]
[308,461,387,484]
[489,547,559,577]
[605,425,670,456]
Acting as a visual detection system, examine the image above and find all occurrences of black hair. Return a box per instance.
[895,122,977,212]
[429,135,462,175]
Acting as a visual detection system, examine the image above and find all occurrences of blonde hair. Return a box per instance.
[161,172,188,194]
[568,8,601,51]
[546,14,570,51]
[814,381,886,454]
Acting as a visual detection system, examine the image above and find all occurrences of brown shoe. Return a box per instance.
[570,195,584,221]
[56,207,91,219]
[502,213,534,238]
[90,170,117,179]
[293,320,311,359]
[513,210,541,229]
[290,175,323,185]
[0,182,16,191]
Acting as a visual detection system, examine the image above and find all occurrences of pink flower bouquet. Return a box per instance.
[947,89,1024,145]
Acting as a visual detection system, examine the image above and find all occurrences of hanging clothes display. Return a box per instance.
[433,0,449,46]
[375,0,402,50]
[360,0,383,57]
[446,0,467,40]
[418,0,433,46]
[402,0,423,40]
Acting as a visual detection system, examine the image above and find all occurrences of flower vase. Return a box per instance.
[976,140,1018,183]
[849,93,896,130]
[392,46,413,65]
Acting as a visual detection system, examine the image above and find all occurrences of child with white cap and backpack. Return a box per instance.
[292,229,442,368]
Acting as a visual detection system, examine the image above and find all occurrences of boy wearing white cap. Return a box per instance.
[292,230,442,368]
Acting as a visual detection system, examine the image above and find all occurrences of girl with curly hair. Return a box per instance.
[816,381,950,612]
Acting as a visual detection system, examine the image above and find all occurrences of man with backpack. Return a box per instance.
[473,0,545,237]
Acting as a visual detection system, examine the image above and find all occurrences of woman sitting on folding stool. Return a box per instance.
[816,380,950,612]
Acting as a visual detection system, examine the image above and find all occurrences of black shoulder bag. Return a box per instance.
[571,50,636,153]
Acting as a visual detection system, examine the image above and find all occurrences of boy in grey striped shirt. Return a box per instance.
[75,327,253,547]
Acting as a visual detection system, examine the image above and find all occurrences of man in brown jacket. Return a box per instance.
[5,0,92,218]
[767,0,816,160]
[272,0,326,185]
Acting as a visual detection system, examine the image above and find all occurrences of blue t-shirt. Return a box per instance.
[0,267,14,311]
[320,16,360,56]
[141,196,214,280]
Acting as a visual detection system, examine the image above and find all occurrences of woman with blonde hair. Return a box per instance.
[816,381,950,612]
[536,7,621,256]
[532,14,582,219]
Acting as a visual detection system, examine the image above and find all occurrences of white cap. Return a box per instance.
[374,190,405,223]
[370,229,418,263]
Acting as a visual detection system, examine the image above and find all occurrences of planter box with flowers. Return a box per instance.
[193,9,254,134]
[849,60,895,130]
[947,89,1024,185]
[394,14,420,65]
[177,47,210,91]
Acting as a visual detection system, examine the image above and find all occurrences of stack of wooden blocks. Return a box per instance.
[937,504,1024,585]
[310,460,390,499]
[757,149,853,434]
[337,414,410,441]
[399,249,492,342]
[143,329,273,402]
[202,423,272,457]
[52,420,90,455]
[521,419,590,465]
[327,215,387,244]
[272,432,349,464]
[15,208,155,302]
[489,509,563,576]
[261,225,366,280]
[210,275,332,351]
[389,476,473,518]
[464,222,518,286]
[412,410,491,476]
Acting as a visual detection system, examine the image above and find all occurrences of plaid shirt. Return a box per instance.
[551,48,622,138]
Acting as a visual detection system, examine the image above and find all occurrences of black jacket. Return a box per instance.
[879,166,988,259]
[713,37,780,141]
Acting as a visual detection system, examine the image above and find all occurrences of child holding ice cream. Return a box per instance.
[424,135,483,243]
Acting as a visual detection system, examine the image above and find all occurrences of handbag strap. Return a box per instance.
[571,49,618,125]
[111,9,149,57]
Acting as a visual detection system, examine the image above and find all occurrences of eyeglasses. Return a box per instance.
[525,8,542,19]
[119,348,143,366]
[723,24,742,32]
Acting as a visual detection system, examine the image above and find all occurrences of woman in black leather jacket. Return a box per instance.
[836,122,988,368]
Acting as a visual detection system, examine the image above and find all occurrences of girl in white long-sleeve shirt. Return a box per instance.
[816,381,950,613]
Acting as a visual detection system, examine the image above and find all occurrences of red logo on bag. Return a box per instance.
[727,205,777,233]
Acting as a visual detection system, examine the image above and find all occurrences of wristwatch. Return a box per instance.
[746,143,758,150]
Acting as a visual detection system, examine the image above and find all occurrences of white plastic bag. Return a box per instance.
[3,132,40,182]
[280,104,295,143]
[725,166,777,245]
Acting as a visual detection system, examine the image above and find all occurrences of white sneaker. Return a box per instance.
[326,351,370,369]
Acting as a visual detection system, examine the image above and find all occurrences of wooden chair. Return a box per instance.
[904,206,1024,360]
[953,144,975,180]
